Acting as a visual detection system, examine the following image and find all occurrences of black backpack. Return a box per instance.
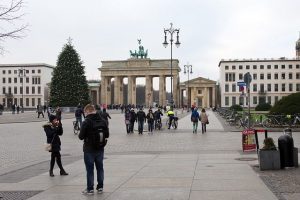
[89,118,109,149]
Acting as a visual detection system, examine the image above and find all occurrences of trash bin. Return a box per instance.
[278,134,294,169]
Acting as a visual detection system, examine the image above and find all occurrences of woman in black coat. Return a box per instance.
[43,115,68,177]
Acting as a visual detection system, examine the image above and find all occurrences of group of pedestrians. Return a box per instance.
[191,108,209,134]
[124,108,164,134]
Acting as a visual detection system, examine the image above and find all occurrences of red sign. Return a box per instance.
[242,129,256,151]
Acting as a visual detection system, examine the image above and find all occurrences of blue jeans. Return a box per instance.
[84,150,104,190]
[76,116,82,128]
[138,121,144,133]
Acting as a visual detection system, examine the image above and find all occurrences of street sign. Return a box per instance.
[237,81,246,86]
[243,72,252,87]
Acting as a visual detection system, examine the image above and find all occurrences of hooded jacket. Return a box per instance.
[43,122,63,152]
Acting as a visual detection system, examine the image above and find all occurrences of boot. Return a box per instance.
[60,170,69,176]
[49,170,54,177]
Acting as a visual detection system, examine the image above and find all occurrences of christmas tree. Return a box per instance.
[50,39,90,107]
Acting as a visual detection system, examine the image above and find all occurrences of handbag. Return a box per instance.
[44,134,56,151]
[206,120,209,124]
[125,119,130,125]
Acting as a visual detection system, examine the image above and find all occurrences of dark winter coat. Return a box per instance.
[191,110,200,122]
[43,122,63,152]
[129,111,136,122]
[146,112,155,123]
[136,110,146,122]
[101,111,111,121]
[78,113,109,153]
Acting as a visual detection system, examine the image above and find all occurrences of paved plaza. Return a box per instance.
[0,109,299,200]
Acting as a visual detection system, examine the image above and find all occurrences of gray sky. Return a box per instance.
[1,0,300,87]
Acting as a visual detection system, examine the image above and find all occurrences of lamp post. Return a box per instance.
[184,63,193,112]
[18,67,26,113]
[163,22,180,107]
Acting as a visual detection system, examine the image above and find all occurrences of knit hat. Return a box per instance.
[49,115,57,122]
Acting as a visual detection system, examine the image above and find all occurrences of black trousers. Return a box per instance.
[50,151,64,171]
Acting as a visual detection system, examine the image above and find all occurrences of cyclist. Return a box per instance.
[75,105,85,129]
[167,107,175,129]
[154,108,163,129]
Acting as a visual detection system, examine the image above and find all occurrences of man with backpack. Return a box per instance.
[79,104,109,195]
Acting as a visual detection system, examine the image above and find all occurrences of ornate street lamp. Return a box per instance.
[184,63,193,112]
[163,22,180,107]
[18,67,26,113]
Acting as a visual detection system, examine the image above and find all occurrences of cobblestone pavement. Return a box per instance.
[0,109,299,199]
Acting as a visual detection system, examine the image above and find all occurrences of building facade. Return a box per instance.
[0,63,54,108]
[219,58,300,107]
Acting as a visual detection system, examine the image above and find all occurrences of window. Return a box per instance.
[253,96,257,104]
[2,87,5,94]
[38,98,41,105]
[26,98,29,106]
[32,86,35,94]
[225,84,229,92]
[20,98,23,106]
[2,70,5,74]
[14,77,17,83]
[225,97,229,106]
[296,64,300,69]
[239,73,243,80]
[232,97,236,105]
[225,73,235,82]
[282,84,285,92]
[246,65,250,69]
[38,86,41,94]
[38,77,40,84]
[26,86,29,94]
[275,84,278,92]
[267,74,271,80]
[8,70,11,74]
[2,78,5,83]
[198,90,202,94]
[253,65,257,69]
[253,73,257,80]
[253,84,257,92]
[20,77,23,83]
[38,69,41,73]
[281,73,285,79]
[274,65,278,69]
[232,84,236,92]
[20,86,23,94]
[281,65,285,69]
[275,96,279,103]
[267,84,271,92]
[289,73,293,79]
[14,70,18,74]
[297,84,300,92]
[26,70,29,74]
[225,73,228,82]
[239,97,244,106]
[232,65,236,70]
[239,65,243,70]
[267,65,271,69]
[289,83,293,92]
[32,98,35,107]
[14,87,17,94]
[8,87,11,94]
[8,78,11,83]
[26,77,29,83]
[289,65,292,69]
[225,66,229,70]
[260,74,264,80]
[32,70,35,74]
[267,96,271,104]
[274,73,278,79]
[260,84,264,92]
[296,73,300,79]
[260,65,264,69]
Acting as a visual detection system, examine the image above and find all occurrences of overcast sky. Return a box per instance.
[1,0,300,87]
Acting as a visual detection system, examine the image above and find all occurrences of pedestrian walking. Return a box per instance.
[16,105,20,114]
[146,109,155,133]
[101,108,111,126]
[37,105,44,118]
[79,104,109,195]
[75,105,85,129]
[200,108,209,134]
[136,108,146,134]
[43,105,47,113]
[43,115,68,177]
[191,108,200,133]
[129,108,136,133]
[124,108,131,134]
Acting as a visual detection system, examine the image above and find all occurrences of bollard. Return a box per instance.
[278,134,294,168]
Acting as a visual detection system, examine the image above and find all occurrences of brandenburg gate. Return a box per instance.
[99,58,180,107]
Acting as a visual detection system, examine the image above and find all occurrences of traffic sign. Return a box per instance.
[237,81,246,86]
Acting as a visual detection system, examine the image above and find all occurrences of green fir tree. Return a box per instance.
[50,39,90,107]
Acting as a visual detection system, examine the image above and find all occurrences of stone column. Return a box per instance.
[132,76,136,106]
[119,77,124,105]
[204,87,208,108]
[159,75,165,106]
[114,76,121,105]
[145,76,153,107]
[128,76,133,104]
[107,77,111,106]
[193,87,197,107]
[212,86,216,107]
[172,74,178,107]
[100,76,107,105]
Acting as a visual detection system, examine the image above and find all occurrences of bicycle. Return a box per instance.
[73,121,80,134]
[166,117,178,129]
[154,118,162,130]
[289,114,300,127]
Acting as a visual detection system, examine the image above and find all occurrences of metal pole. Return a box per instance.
[170,37,173,107]
[248,86,250,129]
[187,70,189,112]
